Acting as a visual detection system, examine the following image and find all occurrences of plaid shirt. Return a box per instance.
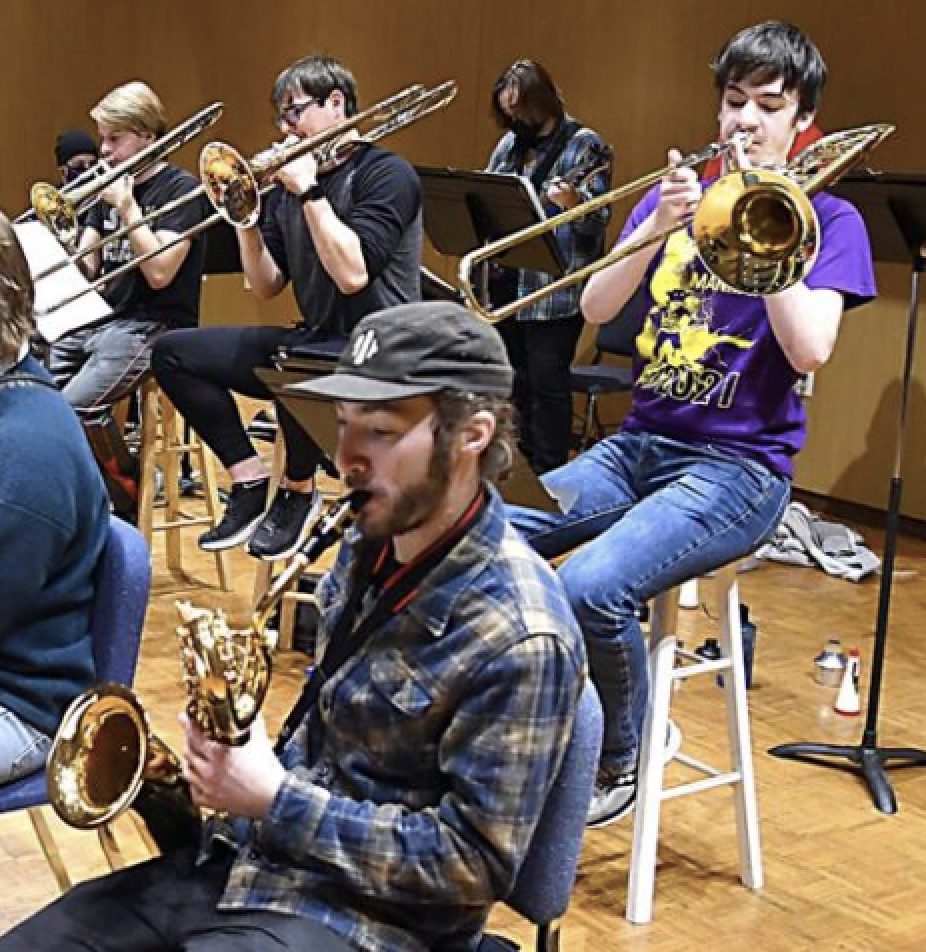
[212,487,586,952]
[486,115,612,322]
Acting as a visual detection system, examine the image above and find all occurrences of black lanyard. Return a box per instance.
[276,491,486,751]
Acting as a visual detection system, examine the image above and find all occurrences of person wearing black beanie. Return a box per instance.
[54,128,99,184]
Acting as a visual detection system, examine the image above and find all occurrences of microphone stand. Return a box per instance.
[769,176,926,813]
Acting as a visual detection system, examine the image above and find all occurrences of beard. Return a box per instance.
[348,437,455,543]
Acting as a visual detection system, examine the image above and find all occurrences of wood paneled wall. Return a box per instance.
[5,0,924,516]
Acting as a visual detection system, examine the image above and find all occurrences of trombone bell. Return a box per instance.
[692,168,819,294]
[199,142,261,228]
[30,183,81,250]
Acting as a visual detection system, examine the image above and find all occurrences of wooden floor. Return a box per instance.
[2,495,926,951]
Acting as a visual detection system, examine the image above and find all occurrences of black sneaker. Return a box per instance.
[246,488,322,561]
[199,478,269,551]
[246,409,279,443]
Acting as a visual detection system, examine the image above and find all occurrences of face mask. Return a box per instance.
[63,160,95,184]
[510,118,543,148]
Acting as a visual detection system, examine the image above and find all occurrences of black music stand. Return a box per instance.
[415,166,565,288]
[255,364,565,513]
[769,172,926,813]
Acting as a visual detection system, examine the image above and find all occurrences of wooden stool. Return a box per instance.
[626,559,762,924]
[136,377,232,591]
[250,433,328,653]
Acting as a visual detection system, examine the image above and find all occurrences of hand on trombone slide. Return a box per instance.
[100,173,138,220]
[651,147,702,233]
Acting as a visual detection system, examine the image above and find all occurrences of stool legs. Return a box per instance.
[627,615,677,923]
[626,565,762,924]
[137,379,231,591]
[715,565,763,892]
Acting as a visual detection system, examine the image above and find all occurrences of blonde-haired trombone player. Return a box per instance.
[48,80,206,520]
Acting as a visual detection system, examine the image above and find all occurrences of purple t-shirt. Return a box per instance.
[618,183,876,477]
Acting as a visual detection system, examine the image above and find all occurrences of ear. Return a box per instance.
[458,410,495,460]
[796,111,815,135]
[328,89,346,118]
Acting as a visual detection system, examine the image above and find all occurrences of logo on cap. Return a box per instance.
[351,329,379,365]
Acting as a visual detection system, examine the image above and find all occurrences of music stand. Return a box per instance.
[769,171,926,813]
[415,166,565,280]
[255,364,564,513]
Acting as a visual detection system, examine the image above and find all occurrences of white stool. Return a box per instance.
[626,560,762,923]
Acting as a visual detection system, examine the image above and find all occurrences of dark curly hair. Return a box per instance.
[712,21,827,117]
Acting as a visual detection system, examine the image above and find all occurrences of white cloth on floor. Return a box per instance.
[755,501,881,583]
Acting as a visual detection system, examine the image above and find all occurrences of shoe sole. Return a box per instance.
[199,513,265,552]
[586,792,636,829]
[248,495,324,562]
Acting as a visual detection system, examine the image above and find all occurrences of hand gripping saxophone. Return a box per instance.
[46,490,369,829]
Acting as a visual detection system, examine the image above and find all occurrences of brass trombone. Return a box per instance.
[29,102,224,249]
[459,123,895,323]
[36,81,458,317]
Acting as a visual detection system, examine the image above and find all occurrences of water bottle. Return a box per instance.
[694,603,757,689]
[694,637,723,670]
[740,604,757,690]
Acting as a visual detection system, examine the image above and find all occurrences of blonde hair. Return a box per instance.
[90,81,167,137]
[0,213,35,362]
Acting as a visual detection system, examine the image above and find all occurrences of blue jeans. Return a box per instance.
[508,429,790,770]
[48,315,166,425]
[0,705,51,785]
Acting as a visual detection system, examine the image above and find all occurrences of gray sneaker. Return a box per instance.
[586,720,682,829]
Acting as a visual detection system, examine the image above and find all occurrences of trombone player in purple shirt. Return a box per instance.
[508,20,877,829]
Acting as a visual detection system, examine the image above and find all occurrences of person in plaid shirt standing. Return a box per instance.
[487,58,612,473]
[0,301,586,952]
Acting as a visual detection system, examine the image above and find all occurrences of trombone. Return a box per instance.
[36,80,457,317]
[459,123,895,323]
[29,102,224,250]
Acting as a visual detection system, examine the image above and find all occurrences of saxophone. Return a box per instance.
[46,490,369,829]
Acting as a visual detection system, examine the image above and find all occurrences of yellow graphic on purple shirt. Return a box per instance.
[636,231,753,407]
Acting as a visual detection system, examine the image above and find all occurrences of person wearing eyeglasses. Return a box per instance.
[485,59,612,474]
[47,82,206,521]
[152,53,423,562]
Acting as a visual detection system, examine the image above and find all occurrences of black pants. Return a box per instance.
[0,846,355,952]
[496,313,584,474]
[151,326,337,482]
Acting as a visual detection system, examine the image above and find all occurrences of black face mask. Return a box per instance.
[62,160,96,185]
[509,118,544,148]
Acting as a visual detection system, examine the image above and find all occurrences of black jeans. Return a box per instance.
[496,313,584,474]
[0,846,355,952]
[151,325,338,482]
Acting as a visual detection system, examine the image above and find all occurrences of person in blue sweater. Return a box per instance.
[0,212,110,785]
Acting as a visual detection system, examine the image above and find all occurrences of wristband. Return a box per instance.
[299,183,325,203]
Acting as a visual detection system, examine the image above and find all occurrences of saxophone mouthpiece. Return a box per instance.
[347,488,373,511]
